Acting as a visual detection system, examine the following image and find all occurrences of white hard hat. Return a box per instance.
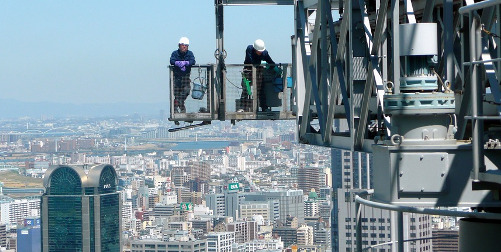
[179,37,190,45]
[253,39,265,52]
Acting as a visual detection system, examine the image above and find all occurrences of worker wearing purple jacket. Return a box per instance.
[170,37,196,113]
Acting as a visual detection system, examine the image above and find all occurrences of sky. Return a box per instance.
[0,1,294,104]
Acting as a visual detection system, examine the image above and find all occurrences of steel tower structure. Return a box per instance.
[208,0,501,250]
[288,0,501,251]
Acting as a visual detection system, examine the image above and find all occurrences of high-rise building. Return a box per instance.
[205,187,245,220]
[304,190,320,217]
[336,189,432,252]
[186,161,211,182]
[297,224,314,246]
[207,232,234,252]
[271,227,297,248]
[224,188,245,220]
[226,221,257,243]
[264,190,304,223]
[242,194,280,224]
[239,202,270,221]
[0,197,40,227]
[206,193,226,216]
[432,229,459,251]
[41,164,121,252]
[297,166,322,194]
[0,223,6,248]
[17,217,41,252]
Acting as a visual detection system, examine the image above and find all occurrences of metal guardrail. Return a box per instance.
[459,0,501,14]
[168,63,294,124]
[354,190,501,252]
[459,0,501,182]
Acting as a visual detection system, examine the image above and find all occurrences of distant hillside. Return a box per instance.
[0,99,169,119]
[0,170,43,188]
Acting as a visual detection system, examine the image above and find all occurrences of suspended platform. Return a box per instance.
[168,64,296,125]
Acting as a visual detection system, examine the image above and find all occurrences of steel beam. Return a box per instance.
[354,0,389,150]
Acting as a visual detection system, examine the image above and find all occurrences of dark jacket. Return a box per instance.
[170,49,196,77]
[244,45,275,65]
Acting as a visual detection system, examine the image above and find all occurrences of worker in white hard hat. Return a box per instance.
[245,39,275,65]
[170,37,196,113]
[240,39,276,112]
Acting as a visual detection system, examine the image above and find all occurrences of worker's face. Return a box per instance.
[179,43,189,53]
[256,50,263,55]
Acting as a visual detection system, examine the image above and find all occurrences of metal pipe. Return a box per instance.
[445,0,454,89]
[355,190,373,252]
[391,0,400,94]
[465,116,501,120]
[356,197,362,252]
[354,195,501,220]
[464,57,501,65]
[397,211,404,252]
[366,153,370,189]
[459,0,501,15]
[471,15,485,180]
[358,152,362,189]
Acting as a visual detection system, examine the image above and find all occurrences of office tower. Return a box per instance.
[226,221,257,243]
[239,202,270,221]
[207,232,234,252]
[432,229,459,251]
[171,167,190,187]
[0,197,40,227]
[242,194,280,224]
[319,187,333,200]
[206,194,226,216]
[336,189,432,252]
[224,188,245,220]
[297,166,322,194]
[41,164,121,252]
[297,224,314,245]
[191,219,211,234]
[186,161,211,181]
[17,217,41,252]
[0,224,6,248]
[331,147,371,252]
[264,190,304,223]
[314,226,331,250]
[304,190,320,217]
[271,227,297,248]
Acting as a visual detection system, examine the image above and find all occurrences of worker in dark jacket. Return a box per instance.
[244,39,275,65]
[170,37,196,113]
[240,39,275,112]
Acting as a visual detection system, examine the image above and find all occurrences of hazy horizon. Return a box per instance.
[1,1,294,106]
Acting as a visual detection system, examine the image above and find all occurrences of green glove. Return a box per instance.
[243,76,252,96]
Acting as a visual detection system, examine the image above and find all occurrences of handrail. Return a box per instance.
[354,190,501,251]
[459,0,501,15]
[463,58,501,66]
[355,194,501,220]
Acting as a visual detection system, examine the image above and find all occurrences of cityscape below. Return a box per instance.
[0,112,460,251]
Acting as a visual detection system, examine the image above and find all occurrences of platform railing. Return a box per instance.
[223,64,294,121]
[169,63,294,124]
[459,0,501,182]
[354,190,501,252]
[168,65,215,123]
